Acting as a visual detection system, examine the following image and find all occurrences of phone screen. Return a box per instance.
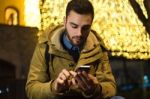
[76,65,90,73]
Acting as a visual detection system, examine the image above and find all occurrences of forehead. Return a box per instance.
[67,10,93,25]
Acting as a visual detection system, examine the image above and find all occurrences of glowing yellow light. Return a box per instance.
[24,0,41,29]
[24,0,150,59]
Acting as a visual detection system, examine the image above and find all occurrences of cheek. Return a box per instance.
[66,26,74,35]
[66,26,74,38]
[66,23,72,32]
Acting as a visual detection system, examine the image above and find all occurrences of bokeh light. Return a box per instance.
[24,0,150,59]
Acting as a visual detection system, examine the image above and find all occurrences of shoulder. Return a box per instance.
[38,25,64,44]
[91,29,107,51]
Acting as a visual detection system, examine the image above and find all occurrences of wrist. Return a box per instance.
[82,84,102,98]
[51,80,70,95]
[51,80,57,93]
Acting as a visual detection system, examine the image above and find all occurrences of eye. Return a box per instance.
[71,24,78,28]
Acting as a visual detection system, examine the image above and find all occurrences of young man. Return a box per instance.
[26,0,116,99]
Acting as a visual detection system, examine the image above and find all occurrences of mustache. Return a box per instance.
[72,36,82,39]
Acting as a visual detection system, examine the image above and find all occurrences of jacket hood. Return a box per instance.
[38,25,106,65]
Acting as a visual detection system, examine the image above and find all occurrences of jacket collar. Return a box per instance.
[39,25,104,62]
[48,25,100,52]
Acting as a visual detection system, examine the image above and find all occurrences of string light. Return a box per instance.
[24,0,150,60]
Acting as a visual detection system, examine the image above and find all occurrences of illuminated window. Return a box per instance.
[5,7,19,25]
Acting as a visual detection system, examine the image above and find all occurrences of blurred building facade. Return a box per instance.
[0,0,25,26]
[0,0,150,99]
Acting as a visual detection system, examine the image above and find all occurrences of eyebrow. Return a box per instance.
[69,22,91,28]
[70,22,78,27]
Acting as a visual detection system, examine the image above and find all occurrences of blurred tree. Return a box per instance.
[129,0,150,34]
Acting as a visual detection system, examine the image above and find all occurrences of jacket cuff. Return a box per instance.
[100,82,116,98]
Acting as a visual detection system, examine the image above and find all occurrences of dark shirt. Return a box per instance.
[62,32,80,62]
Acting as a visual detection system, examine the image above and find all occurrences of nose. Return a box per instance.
[76,28,82,36]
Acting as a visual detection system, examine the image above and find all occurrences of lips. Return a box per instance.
[74,37,81,42]
[73,36,81,40]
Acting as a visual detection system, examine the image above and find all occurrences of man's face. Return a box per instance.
[64,10,93,46]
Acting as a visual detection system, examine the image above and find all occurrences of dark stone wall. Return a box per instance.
[0,24,38,79]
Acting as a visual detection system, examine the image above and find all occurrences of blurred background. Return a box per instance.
[0,0,150,99]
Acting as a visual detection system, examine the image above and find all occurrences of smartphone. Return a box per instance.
[76,65,90,73]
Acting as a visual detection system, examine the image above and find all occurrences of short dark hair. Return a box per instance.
[66,0,94,20]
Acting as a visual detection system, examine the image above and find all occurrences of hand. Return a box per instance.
[72,71,99,94]
[53,69,71,93]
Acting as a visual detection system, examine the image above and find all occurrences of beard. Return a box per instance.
[68,35,83,46]
[65,30,84,46]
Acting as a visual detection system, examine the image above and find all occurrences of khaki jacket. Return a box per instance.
[26,25,116,99]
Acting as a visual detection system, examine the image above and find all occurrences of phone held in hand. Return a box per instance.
[76,65,90,73]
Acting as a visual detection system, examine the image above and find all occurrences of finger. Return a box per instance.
[59,73,67,81]
[81,71,90,82]
[58,69,71,82]
[71,77,77,86]
[81,72,93,86]
[62,69,70,79]
[71,71,90,91]
[69,71,78,85]
[78,73,91,89]
[86,74,99,92]
[57,69,70,86]
[69,71,77,77]
[56,77,65,85]
[82,71,88,77]
[57,72,67,85]
[88,74,99,84]
[75,74,87,91]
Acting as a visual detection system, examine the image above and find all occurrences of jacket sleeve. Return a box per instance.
[97,52,116,98]
[25,43,55,99]
[81,51,116,99]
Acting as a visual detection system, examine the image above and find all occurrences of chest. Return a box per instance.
[48,55,99,80]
